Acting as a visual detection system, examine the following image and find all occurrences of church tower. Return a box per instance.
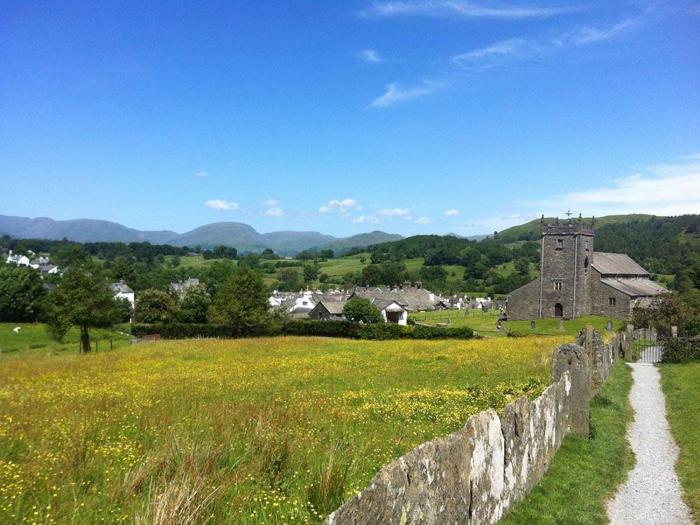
[537,215,594,319]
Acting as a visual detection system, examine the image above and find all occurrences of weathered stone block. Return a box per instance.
[552,343,590,436]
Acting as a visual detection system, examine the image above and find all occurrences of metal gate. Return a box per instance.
[637,344,663,363]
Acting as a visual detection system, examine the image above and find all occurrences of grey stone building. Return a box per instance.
[507,217,667,320]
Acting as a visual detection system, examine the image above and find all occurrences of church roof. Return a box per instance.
[592,252,649,276]
[600,278,668,297]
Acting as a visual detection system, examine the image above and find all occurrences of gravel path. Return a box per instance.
[607,362,694,525]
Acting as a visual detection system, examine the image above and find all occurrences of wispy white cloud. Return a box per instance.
[553,17,640,45]
[415,216,434,224]
[264,206,285,217]
[361,1,580,19]
[537,153,700,217]
[263,198,280,207]
[353,214,380,224]
[377,207,411,217]
[371,9,644,107]
[195,171,209,178]
[444,208,460,217]
[451,38,528,64]
[319,198,362,215]
[205,199,239,211]
[369,80,444,107]
[359,49,384,63]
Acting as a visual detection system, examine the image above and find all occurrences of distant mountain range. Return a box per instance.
[0,214,403,255]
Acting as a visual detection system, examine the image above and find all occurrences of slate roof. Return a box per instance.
[111,281,134,294]
[316,300,347,315]
[592,252,650,276]
[351,286,444,311]
[600,278,667,297]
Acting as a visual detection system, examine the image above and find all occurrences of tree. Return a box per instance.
[176,286,212,323]
[278,268,302,291]
[361,264,384,286]
[514,257,530,277]
[419,265,448,288]
[0,265,46,322]
[44,262,119,352]
[52,244,90,269]
[115,297,133,323]
[343,297,383,324]
[209,267,270,335]
[303,263,319,283]
[133,289,177,324]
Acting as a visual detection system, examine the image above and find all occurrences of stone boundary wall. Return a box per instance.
[324,329,620,525]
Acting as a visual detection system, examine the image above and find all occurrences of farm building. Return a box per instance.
[507,217,667,320]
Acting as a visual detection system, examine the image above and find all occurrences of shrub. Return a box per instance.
[131,320,474,340]
[662,338,700,363]
[342,298,383,324]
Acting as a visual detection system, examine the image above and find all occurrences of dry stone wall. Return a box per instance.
[324,329,619,525]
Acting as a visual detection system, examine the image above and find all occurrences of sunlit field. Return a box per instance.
[412,309,623,337]
[0,334,568,524]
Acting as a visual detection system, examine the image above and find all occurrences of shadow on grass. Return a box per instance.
[499,362,634,525]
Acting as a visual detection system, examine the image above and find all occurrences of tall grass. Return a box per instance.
[0,335,564,523]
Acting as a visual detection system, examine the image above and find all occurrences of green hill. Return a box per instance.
[495,214,655,243]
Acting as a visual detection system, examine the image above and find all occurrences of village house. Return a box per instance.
[170,278,201,298]
[111,280,135,309]
[6,251,30,267]
[350,284,449,312]
[507,216,667,320]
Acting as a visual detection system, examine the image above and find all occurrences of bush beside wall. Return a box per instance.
[662,338,700,363]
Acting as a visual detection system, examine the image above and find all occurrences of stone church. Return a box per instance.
[507,216,667,320]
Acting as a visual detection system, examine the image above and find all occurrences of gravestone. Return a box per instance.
[530,320,536,329]
[558,319,565,331]
[671,325,678,338]
[606,320,613,331]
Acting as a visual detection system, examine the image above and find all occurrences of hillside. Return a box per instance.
[495,214,655,243]
[0,215,177,244]
[0,214,401,255]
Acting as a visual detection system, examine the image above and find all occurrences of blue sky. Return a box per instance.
[1,1,699,237]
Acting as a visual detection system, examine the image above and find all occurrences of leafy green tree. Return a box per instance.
[0,265,46,321]
[176,286,212,323]
[115,297,133,323]
[303,263,319,283]
[419,265,448,288]
[52,244,90,268]
[209,267,270,334]
[278,268,302,291]
[43,262,119,352]
[343,297,383,324]
[361,264,384,286]
[134,289,177,324]
[514,257,530,276]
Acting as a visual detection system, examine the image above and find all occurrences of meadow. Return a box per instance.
[0,332,568,524]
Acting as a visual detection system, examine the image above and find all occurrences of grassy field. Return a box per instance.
[411,310,623,338]
[0,322,131,355]
[0,333,568,524]
[500,361,634,524]
[660,362,700,521]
